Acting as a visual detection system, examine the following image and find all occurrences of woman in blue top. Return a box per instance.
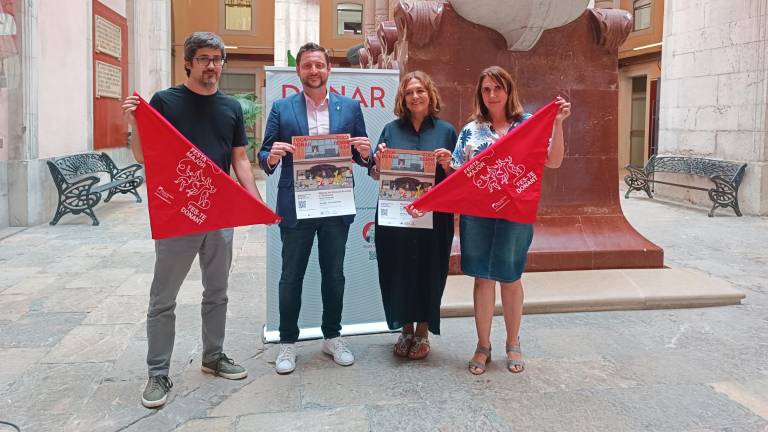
[370,71,457,360]
[449,66,571,374]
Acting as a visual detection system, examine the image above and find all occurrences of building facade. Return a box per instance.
[0,0,171,229]
[170,0,392,160]
[658,0,767,215]
[617,0,664,174]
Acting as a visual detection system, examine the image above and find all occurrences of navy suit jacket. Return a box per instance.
[259,91,369,228]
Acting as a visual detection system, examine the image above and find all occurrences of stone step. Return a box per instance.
[441,267,745,317]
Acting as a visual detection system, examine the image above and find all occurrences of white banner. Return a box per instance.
[263,67,400,343]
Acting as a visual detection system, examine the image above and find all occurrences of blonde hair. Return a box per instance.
[471,66,524,123]
[393,71,442,119]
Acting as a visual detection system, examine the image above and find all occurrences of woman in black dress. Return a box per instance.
[369,71,457,359]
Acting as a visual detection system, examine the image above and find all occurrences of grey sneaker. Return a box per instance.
[141,375,172,408]
[322,336,354,366]
[201,353,248,380]
[275,343,296,375]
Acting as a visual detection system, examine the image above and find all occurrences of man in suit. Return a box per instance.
[259,42,372,375]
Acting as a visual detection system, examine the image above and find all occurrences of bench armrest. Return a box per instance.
[113,163,143,181]
[624,164,648,178]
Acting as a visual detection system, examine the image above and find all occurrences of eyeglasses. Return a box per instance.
[193,56,226,67]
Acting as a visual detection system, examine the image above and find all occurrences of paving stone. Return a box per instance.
[0,312,85,348]
[67,378,155,431]
[176,417,235,432]
[3,274,59,295]
[0,267,42,288]
[237,407,370,432]
[0,362,110,432]
[367,399,508,432]
[64,267,136,289]
[710,378,768,420]
[83,295,148,324]
[490,384,767,432]
[114,272,154,296]
[42,324,138,363]
[209,371,301,417]
[32,288,110,313]
[0,347,49,386]
[0,294,32,321]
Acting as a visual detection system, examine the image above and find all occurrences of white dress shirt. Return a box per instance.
[305,92,330,136]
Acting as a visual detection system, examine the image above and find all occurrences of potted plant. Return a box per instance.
[231,92,262,163]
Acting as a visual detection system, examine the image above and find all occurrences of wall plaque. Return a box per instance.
[95,61,122,99]
[95,15,121,59]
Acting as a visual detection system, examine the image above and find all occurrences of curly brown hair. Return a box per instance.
[393,71,442,119]
[471,66,524,123]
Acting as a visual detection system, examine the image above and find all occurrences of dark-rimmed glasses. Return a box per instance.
[193,56,226,67]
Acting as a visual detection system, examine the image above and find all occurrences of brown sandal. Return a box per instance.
[468,345,491,375]
[408,336,430,360]
[393,333,414,357]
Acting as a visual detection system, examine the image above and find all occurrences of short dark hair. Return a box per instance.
[296,42,329,66]
[183,32,226,77]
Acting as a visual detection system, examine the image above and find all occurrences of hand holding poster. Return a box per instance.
[132,93,281,239]
[377,149,436,229]
[292,134,357,219]
[410,101,558,223]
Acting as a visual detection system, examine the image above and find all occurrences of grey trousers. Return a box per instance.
[146,228,234,377]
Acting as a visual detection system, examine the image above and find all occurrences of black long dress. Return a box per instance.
[373,116,457,335]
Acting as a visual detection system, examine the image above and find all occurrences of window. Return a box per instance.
[225,0,252,31]
[337,3,362,35]
[633,0,651,31]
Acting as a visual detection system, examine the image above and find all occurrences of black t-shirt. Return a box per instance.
[149,84,247,171]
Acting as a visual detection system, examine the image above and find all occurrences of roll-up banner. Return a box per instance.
[263,67,400,343]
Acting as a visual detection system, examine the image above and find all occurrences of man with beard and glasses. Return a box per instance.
[259,42,372,375]
[122,32,262,408]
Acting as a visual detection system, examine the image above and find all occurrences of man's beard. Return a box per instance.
[198,72,218,88]
[301,75,327,89]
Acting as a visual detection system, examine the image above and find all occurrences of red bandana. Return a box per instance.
[133,93,280,239]
[410,101,557,224]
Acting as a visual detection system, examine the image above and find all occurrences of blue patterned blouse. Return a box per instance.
[450,114,532,169]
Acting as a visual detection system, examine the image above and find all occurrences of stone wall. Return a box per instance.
[658,0,768,214]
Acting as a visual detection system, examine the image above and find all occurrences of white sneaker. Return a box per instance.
[275,343,296,375]
[322,337,355,366]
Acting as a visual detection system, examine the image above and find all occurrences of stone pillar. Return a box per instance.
[658,0,768,214]
[128,0,171,99]
[123,0,171,167]
[7,0,43,227]
[274,0,320,66]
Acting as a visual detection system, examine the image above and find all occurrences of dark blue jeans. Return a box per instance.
[278,217,350,343]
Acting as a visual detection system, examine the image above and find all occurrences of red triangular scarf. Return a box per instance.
[410,101,557,224]
[133,93,281,239]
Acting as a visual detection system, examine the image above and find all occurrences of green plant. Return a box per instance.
[231,92,263,158]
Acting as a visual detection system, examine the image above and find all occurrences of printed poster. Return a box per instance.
[292,134,356,219]
[377,149,435,229]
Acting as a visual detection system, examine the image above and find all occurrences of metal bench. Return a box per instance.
[624,155,747,217]
[47,152,144,225]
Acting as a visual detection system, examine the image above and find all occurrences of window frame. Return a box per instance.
[632,0,652,32]
[219,0,257,34]
[334,1,364,38]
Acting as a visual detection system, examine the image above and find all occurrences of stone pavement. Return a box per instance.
[1,183,767,432]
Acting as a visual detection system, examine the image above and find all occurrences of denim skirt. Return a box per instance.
[459,215,534,283]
